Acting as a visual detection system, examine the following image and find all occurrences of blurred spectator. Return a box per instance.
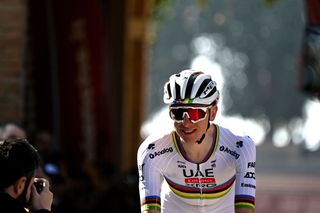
[0,126,141,212]
[30,130,67,212]
[0,123,26,140]
[0,138,53,213]
[32,131,64,183]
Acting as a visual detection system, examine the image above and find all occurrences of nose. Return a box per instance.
[182,113,192,125]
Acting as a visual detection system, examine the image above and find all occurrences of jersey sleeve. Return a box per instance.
[234,136,256,210]
[137,138,163,212]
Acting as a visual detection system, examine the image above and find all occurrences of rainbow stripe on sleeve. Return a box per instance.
[141,196,161,212]
[235,195,255,210]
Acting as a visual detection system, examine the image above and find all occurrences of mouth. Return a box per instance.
[182,129,197,135]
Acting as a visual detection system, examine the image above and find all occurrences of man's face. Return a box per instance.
[172,105,217,143]
[17,177,35,207]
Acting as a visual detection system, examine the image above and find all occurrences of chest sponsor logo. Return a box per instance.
[148,143,155,150]
[182,168,217,187]
[177,161,186,168]
[185,177,217,187]
[248,162,255,168]
[236,140,243,148]
[149,147,173,159]
[244,172,255,179]
[219,145,240,159]
[241,183,256,189]
[183,168,214,178]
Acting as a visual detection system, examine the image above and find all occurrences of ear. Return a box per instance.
[13,176,27,196]
[209,105,218,121]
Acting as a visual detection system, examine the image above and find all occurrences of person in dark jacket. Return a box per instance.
[0,138,53,213]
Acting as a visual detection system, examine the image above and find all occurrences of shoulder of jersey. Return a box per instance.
[219,125,256,149]
[138,132,172,155]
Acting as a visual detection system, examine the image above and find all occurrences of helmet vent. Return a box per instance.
[175,82,181,100]
[185,72,201,99]
[166,83,172,99]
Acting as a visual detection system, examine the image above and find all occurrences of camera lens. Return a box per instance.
[34,180,44,193]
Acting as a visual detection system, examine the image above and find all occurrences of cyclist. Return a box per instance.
[137,69,256,213]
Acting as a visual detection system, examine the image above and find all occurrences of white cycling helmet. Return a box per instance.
[163,69,219,106]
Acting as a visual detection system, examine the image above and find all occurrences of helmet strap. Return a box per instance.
[196,110,211,144]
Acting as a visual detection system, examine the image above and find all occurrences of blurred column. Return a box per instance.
[120,0,154,171]
[0,0,26,123]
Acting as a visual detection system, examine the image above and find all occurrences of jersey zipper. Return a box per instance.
[197,163,205,212]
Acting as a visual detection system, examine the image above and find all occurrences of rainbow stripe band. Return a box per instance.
[235,195,255,209]
[173,98,193,105]
[141,196,161,212]
[164,175,236,199]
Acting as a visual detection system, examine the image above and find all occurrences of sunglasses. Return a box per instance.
[169,106,209,123]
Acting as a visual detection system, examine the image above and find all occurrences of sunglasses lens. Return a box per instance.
[170,108,207,122]
[170,108,185,121]
[187,108,206,121]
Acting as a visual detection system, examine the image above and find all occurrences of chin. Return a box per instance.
[178,131,199,143]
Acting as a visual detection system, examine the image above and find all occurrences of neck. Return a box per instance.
[3,186,18,199]
[177,125,215,163]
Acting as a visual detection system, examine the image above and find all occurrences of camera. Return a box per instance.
[34,179,44,193]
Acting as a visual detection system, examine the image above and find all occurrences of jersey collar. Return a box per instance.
[172,124,220,164]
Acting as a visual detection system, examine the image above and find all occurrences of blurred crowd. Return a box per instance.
[0,122,140,213]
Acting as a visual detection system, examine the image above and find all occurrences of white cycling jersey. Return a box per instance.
[137,124,256,213]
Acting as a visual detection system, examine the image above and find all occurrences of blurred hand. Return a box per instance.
[31,178,53,211]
